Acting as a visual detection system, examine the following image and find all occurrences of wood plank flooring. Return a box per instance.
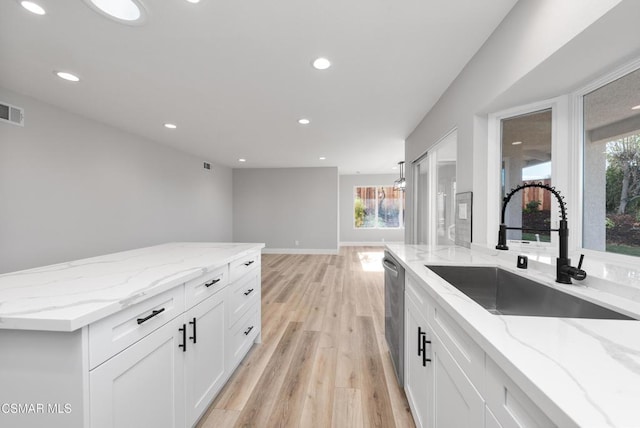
[197,247,415,428]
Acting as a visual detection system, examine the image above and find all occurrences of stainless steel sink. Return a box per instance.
[426,265,634,320]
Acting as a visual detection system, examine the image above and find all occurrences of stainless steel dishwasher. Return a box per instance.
[383,250,405,386]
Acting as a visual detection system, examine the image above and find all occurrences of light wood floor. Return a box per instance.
[197,247,416,428]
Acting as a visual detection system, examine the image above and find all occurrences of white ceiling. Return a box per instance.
[0,0,517,174]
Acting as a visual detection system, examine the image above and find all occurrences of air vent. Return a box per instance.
[0,101,24,126]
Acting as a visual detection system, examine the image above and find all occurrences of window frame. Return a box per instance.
[353,185,405,230]
[486,96,570,251]
[572,57,640,264]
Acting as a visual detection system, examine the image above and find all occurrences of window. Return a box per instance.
[354,186,404,229]
[413,130,457,245]
[583,66,640,258]
[500,109,552,243]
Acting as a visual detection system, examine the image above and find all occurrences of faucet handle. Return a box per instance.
[577,254,585,270]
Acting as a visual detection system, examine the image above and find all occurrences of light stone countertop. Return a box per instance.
[385,243,640,428]
[0,242,264,332]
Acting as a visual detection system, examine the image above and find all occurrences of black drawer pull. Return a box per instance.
[189,317,197,344]
[137,308,165,325]
[243,326,254,335]
[243,260,255,267]
[422,334,432,366]
[243,288,255,296]
[205,278,221,287]
[179,324,187,352]
[418,326,425,356]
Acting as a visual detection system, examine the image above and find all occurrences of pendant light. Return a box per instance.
[394,161,406,191]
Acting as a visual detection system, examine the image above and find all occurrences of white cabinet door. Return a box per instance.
[432,333,484,428]
[486,405,504,428]
[404,295,433,428]
[185,290,227,427]
[90,316,186,428]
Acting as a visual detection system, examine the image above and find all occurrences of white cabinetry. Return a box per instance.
[90,315,186,428]
[184,289,227,426]
[431,333,484,428]
[404,280,433,428]
[404,271,549,428]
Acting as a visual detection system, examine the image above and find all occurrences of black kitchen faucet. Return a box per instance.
[496,182,587,284]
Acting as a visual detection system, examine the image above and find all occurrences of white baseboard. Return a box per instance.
[339,241,404,247]
[261,248,339,255]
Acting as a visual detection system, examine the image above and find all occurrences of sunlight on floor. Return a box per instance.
[358,251,384,272]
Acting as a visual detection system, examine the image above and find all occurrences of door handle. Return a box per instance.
[418,326,425,357]
[178,324,187,352]
[243,325,254,335]
[189,317,197,344]
[422,333,432,366]
[205,278,221,287]
[137,308,165,325]
[243,260,255,267]
[244,288,254,296]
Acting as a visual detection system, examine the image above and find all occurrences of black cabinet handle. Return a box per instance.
[137,308,165,325]
[244,288,254,296]
[179,324,187,352]
[418,326,425,357]
[243,260,255,267]
[205,278,221,287]
[243,325,254,335]
[189,317,197,344]
[422,333,432,366]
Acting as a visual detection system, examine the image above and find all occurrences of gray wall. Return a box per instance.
[0,88,233,273]
[233,167,338,252]
[339,174,404,244]
[405,0,638,246]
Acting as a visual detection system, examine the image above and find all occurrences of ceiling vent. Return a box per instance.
[0,101,24,126]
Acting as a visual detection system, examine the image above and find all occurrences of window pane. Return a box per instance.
[435,137,457,245]
[354,187,376,228]
[414,157,430,244]
[377,186,402,228]
[354,186,404,229]
[584,67,640,257]
[501,109,552,243]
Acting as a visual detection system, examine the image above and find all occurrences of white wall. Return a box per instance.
[339,174,404,244]
[405,0,640,246]
[232,167,338,252]
[0,88,233,273]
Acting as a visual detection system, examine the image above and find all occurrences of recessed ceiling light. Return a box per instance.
[512,141,522,145]
[186,0,200,3]
[632,104,640,110]
[319,156,326,160]
[298,118,310,125]
[238,158,246,163]
[20,1,46,15]
[85,0,145,24]
[55,71,80,82]
[312,57,331,70]
[164,123,177,129]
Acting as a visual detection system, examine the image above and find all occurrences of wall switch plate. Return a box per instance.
[517,255,528,269]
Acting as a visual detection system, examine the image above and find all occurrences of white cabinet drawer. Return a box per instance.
[227,271,260,328]
[89,287,185,369]
[229,251,260,282]
[485,357,555,428]
[406,272,430,313]
[227,303,260,370]
[428,301,484,390]
[185,265,228,308]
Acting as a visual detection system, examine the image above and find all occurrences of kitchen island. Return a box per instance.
[387,243,640,428]
[0,242,264,428]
